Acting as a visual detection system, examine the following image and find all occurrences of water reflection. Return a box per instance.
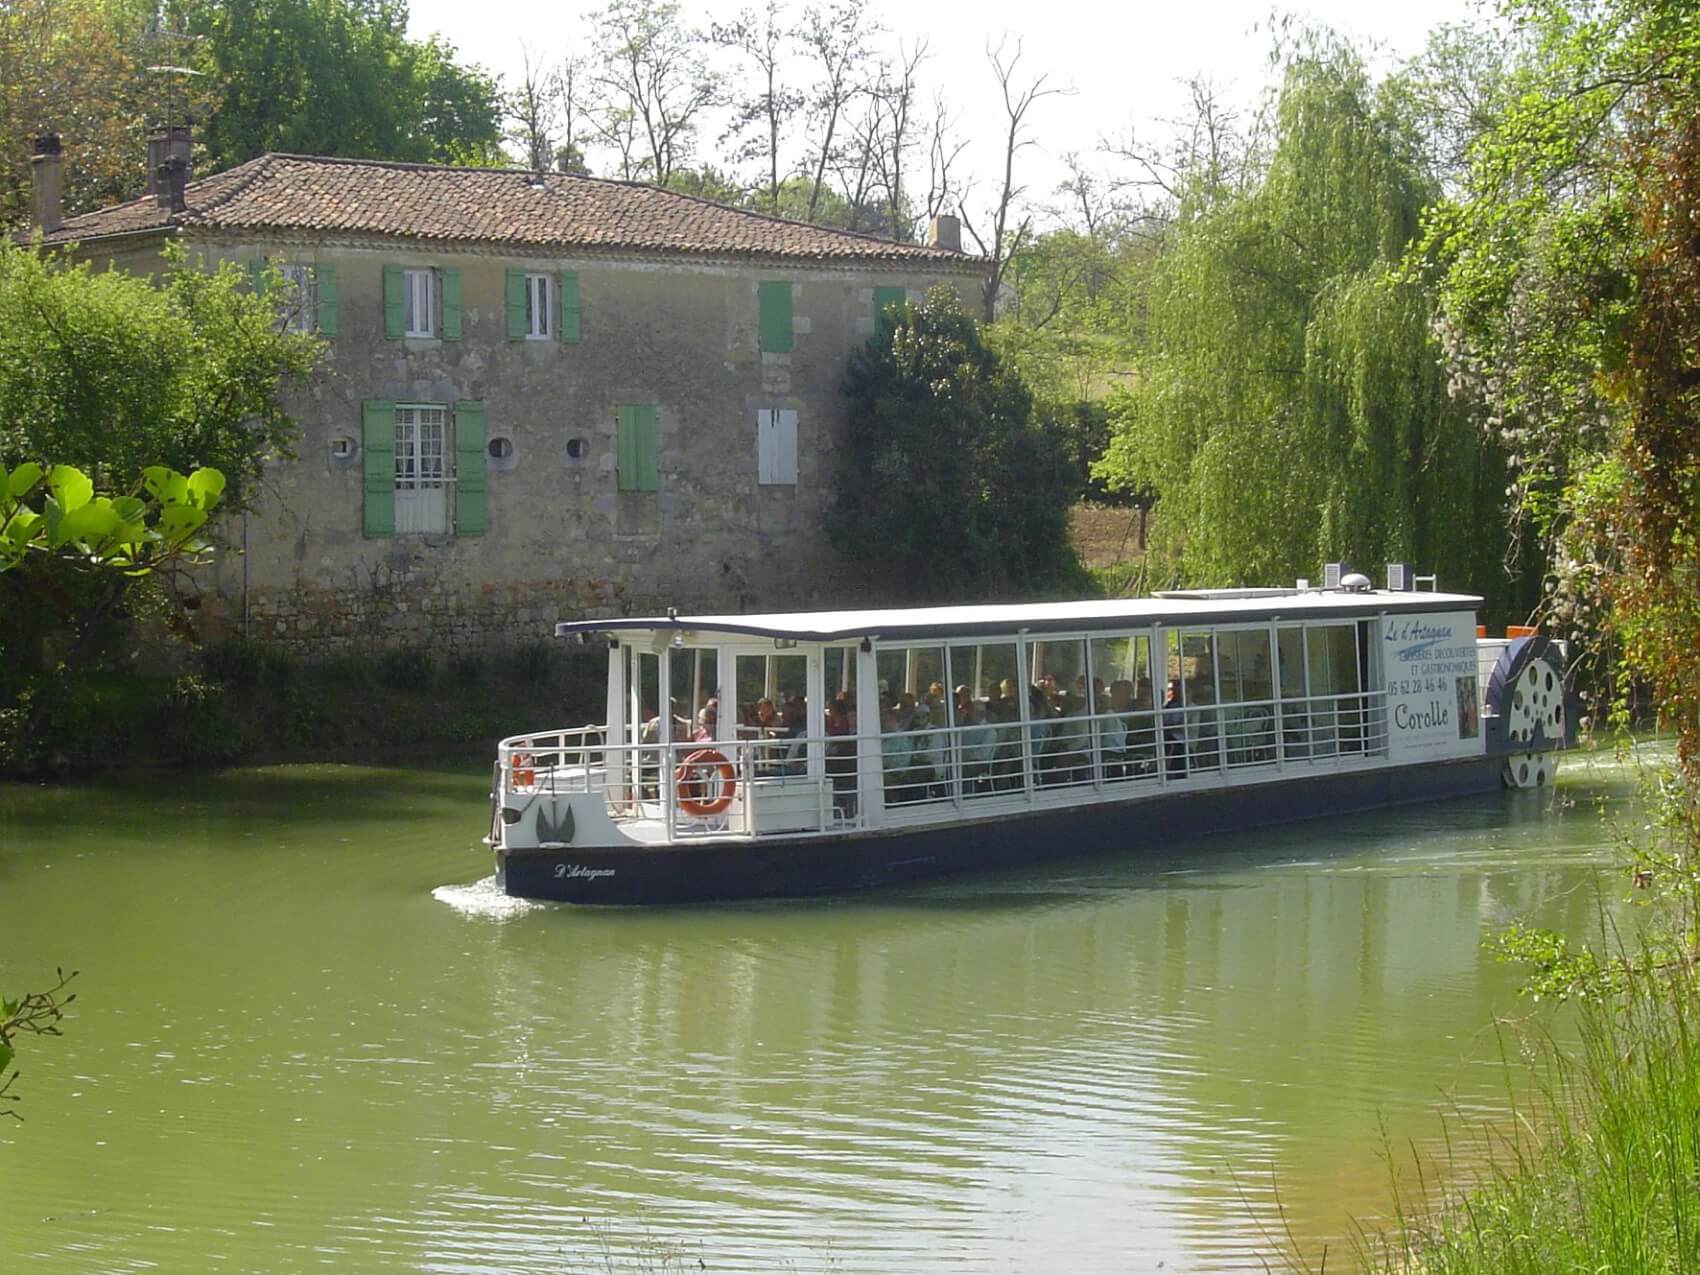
[0,755,1642,1273]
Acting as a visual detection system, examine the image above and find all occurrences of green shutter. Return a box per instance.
[558,271,581,343]
[441,268,462,340]
[361,400,395,537]
[453,400,486,535]
[758,281,793,352]
[382,265,404,339]
[248,257,268,294]
[873,286,906,326]
[505,270,526,339]
[616,404,658,492]
[315,263,337,336]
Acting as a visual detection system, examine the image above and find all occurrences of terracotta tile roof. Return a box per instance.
[34,153,979,267]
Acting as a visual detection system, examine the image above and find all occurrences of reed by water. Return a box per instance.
[1356,854,1700,1273]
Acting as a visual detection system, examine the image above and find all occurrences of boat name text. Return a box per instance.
[554,863,616,880]
[1394,699,1452,732]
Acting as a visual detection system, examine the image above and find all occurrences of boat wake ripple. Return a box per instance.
[432,874,543,919]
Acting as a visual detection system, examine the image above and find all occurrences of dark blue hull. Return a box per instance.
[496,755,1504,905]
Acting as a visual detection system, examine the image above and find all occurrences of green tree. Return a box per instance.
[831,287,1078,597]
[0,0,152,227]
[1419,0,1700,769]
[175,0,504,168]
[0,241,316,682]
[0,241,319,513]
[1096,40,1516,607]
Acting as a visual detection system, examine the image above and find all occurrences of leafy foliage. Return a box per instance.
[831,287,1078,597]
[0,968,77,1121]
[0,240,319,511]
[175,0,505,168]
[1094,44,1518,606]
[0,459,223,575]
[0,0,150,225]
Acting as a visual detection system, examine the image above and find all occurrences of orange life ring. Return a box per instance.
[510,751,536,788]
[675,748,736,816]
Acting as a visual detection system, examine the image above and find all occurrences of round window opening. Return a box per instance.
[488,436,515,461]
[565,437,589,460]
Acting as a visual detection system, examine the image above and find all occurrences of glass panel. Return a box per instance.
[947,642,1020,798]
[1180,631,1220,772]
[633,651,663,798]
[1027,638,1091,788]
[1092,633,1157,782]
[876,645,947,807]
[735,653,808,775]
[1277,625,1310,760]
[823,647,858,819]
[671,647,720,741]
[1219,629,1275,767]
[1306,625,1361,757]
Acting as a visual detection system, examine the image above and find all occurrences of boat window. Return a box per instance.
[1306,623,1363,757]
[1307,624,1360,697]
[946,641,1020,799]
[1180,630,1221,772]
[1089,633,1158,783]
[1217,629,1275,767]
[876,644,948,806]
[1089,634,1153,708]
[669,646,719,739]
[1217,629,1273,705]
[946,641,1019,720]
[1027,638,1092,789]
[632,650,660,741]
[1277,626,1306,701]
[824,646,857,727]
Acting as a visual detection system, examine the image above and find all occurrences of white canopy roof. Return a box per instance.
[555,589,1483,644]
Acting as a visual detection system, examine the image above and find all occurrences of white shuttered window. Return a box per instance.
[395,404,450,532]
[756,408,798,485]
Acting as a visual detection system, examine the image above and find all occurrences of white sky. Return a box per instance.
[406,0,1485,229]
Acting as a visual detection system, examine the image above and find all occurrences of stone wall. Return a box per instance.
[152,236,982,650]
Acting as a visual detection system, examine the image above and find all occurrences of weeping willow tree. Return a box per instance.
[1097,42,1520,611]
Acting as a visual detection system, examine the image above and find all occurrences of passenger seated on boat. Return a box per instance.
[1051,688,1092,784]
[777,698,808,773]
[1100,680,1131,777]
[1030,682,1065,782]
[988,679,1023,790]
[1163,680,1187,777]
[908,701,942,798]
[638,705,664,798]
[825,699,857,817]
[880,707,916,805]
[957,687,995,791]
[693,699,719,742]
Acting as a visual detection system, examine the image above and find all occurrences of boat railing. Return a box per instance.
[497,690,1388,842]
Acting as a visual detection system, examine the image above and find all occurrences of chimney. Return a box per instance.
[31,134,63,234]
[157,156,189,213]
[145,125,191,197]
[926,213,961,253]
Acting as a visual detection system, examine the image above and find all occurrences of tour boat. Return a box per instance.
[487,573,1574,905]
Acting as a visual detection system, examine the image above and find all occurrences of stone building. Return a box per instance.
[29,136,982,651]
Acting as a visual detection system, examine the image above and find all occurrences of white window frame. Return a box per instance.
[394,403,452,534]
[277,263,315,332]
[403,269,435,338]
[524,273,552,340]
[756,408,799,486]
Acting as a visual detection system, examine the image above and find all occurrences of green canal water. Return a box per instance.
[0,749,1651,1273]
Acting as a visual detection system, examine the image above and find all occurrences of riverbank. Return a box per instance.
[1354,952,1700,1275]
[0,638,606,777]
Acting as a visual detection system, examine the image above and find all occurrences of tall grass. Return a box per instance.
[1356,952,1700,1274]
